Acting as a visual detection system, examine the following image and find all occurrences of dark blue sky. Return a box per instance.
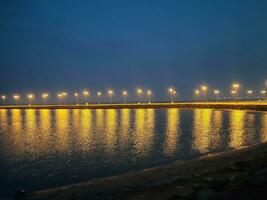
[1,0,267,101]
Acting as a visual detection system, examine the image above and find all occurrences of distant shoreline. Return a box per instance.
[0,101,267,111]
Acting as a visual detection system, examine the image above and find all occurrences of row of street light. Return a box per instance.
[194,83,266,101]
[0,88,159,105]
[1,83,266,105]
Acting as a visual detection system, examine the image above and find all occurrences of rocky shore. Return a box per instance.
[6,142,267,200]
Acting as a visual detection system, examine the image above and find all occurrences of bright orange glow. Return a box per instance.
[232,83,240,89]
[83,91,89,96]
[57,94,62,98]
[42,93,49,98]
[27,94,34,99]
[201,85,207,91]
[108,90,114,95]
[214,90,220,94]
[122,90,128,96]
[137,89,142,94]
[13,95,20,100]
[62,92,67,97]
[168,88,173,93]
[231,90,237,94]
[247,90,253,95]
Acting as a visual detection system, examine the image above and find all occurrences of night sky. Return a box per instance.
[1,0,267,101]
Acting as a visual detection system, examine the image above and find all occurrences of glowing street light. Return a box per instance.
[57,93,62,104]
[1,95,6,104]
[27,94,34,106]
[201,85,208,101]
[97,91,102,104]
[61,92,67,105]
[247,90,253,100]
[194,89,200,100]
[168,88,175,103]
[13,95,20,105]
[231,90,237,100]
[137,89,143,104]
[260,90,266,98]
[83,90,89,105]
[214,90,220,101]
[74,93,79,105]
[42,93,49,105]
[122,90,128,104]
[108,90,114,104]
[232,83,240,100]
[147,90,152,104]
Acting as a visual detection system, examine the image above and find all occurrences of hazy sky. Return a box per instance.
[1,0,267,101]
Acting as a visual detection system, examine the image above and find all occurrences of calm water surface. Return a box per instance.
[0,108,267,197]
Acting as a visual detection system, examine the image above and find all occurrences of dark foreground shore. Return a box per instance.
[5,142,267,200]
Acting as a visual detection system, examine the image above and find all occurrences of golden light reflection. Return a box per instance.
[55,109,70,152]
[39,109,51,149]
[39,109,51,130]
[134,109,154,154]
[9,109,23,157]
[106,109,117,152]
[135,109,145,154]
[260,113,267,142]
[245,114,255,144]
[145,109,155,151]
[229,110,245,148]
[193,109,212,153]
[0,109,8,130]
[11,109,22,133]
[210,111,223,148]
[120,109,130,143]
[79,109,93,151]
[25,109,39,153]
[165,108,180,155]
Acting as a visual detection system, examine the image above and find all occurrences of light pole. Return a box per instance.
[194,89,200,101]
[260,90,266,99]
[74,93,79,105]
[247,90,253,100]
[97,92,102,104]
[108,90,113,104]
[27,94,34,106]
[57,94,62,105]
[122,90,128,104]
[1,95,6,105]
[173,90,177,102]
[137,89,142,104]
[168,88,174,103]
[231,90,237,100]
[83,90,89,105]
[232,83,240,100]
[201,85,207,102]
[42,93,49,105]
[214,90,220,101]
[61,92,67,105]
[147,90,152,104]
[13,95,20,105]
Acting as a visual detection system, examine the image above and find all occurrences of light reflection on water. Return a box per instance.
[0,108,267,197]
